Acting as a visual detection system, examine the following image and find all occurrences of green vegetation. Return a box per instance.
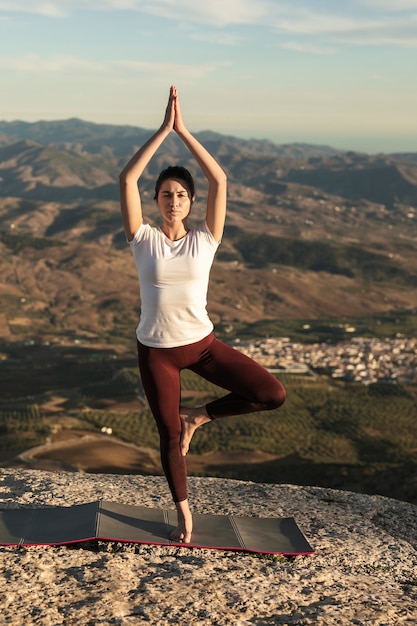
[81,408,158,447]
[232,232,417,285]
[74,373,414,459]
[0,403,42,432]
[174,372,417,462]
[1,342,416,503]
[4,367,415,472]
[0,404,48,451]
[216,309,417,342]
[0,230,66,253]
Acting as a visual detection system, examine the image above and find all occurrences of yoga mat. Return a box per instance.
[0,501,313,555]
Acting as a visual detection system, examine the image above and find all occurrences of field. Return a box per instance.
[1,334,416,504]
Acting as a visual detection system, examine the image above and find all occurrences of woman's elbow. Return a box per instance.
[119,168,138,185]
[119,170,129,185]
[218,171,227,186]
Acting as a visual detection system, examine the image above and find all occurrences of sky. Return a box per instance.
[1,1,417,153]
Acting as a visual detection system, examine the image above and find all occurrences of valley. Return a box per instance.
[0,119,416,504]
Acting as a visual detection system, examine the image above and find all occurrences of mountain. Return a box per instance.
[0,119,416,342]
[0,118,340,158]
[284,152,417,208]
[1,119,417,207]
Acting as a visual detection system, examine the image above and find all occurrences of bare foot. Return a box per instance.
[170,499,193,544]
[179,406,211,456]
[169,519,192,544]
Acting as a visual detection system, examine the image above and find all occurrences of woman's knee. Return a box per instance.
[264,379,286,410]
[157,422,182,448]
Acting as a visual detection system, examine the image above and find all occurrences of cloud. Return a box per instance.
[190,32,242,46]
[362,0,417,10]
[0,53,230,78]
[115,59,231,78]
[335,13,417,47]
[0,1,68,17]
[137,1,417,50]
[2,0,417,49]
[274,13,361,36]
[268,5,417,48]
[0,0,272,23]
[136,0,272,27]
[0,53,105,72]
[280,42,337,55]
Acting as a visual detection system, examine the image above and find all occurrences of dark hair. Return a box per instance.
[154,166,195,201]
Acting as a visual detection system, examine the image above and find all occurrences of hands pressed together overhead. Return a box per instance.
[120,83,227,244]
[163,85,186,135]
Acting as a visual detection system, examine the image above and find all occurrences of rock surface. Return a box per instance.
[0,468,416,625]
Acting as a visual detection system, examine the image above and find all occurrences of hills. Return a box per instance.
[1,120,416,504]
[0,118,417,343]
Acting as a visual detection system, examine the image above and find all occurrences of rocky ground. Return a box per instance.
[0,468,416,625]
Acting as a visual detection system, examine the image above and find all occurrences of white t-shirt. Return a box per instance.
[129,221,220,347]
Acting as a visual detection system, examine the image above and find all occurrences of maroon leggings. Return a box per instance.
[137,332,286,503]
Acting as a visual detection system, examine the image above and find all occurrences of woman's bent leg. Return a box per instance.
[190,337,286,419]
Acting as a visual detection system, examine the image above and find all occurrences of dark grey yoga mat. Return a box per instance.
[0,501,314,555]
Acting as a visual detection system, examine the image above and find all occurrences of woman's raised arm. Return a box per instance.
[119,87,175,241]
[173,87,227,242]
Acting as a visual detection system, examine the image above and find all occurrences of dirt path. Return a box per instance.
[13,430,279,477]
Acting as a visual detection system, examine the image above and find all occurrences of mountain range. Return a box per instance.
[0,118,416,343]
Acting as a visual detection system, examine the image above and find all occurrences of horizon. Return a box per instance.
[1,2,417,154]
[0,115,415,156]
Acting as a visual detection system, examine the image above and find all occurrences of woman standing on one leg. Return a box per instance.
[119,86,286,544]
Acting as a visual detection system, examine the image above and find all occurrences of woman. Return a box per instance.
[119,86,286,543]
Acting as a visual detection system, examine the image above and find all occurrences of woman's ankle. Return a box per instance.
[170,499,193,543]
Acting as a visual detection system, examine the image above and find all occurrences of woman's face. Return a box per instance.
[157,178,193,226]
